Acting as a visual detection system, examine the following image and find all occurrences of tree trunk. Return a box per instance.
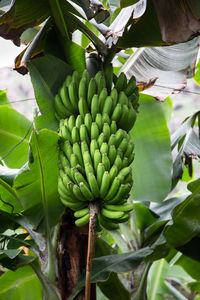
[57,211,96,300]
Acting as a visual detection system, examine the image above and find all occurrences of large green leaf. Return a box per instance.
[28,55,73,130]
[121,37,199,100]
[0,91,32,168]
[14,129,64,232]
[0,265,42,300]
[131,94,172,202]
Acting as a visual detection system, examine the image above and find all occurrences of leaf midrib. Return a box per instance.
[149,259,165,300]
[0,274,37,294]
[0,128,29,144]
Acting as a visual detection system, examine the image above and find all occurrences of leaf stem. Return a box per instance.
[85,203,98,300]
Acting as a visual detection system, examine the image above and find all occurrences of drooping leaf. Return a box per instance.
[118,0,200,48]
[121,37,199,100]
[131,94,172,202]
[0,0,50,46]
[95,238,130,300]
[108,0,146,41]
[0,265,42,300]
[0,92,32,168]
[164,180,200,248]
[172,128,200,181]
[150,195,187,221]
[70,247,152,299]
[14,129,64,233]
[28,55,73,130]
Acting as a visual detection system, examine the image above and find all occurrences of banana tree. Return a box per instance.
[0,0,200,299]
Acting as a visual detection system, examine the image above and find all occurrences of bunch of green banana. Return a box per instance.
[56,69,138,230]
[55,70,138,131]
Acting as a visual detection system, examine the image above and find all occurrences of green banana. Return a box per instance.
[108,145,117,165]
[102,123,110,141]
[97,163,105,188]
[78,97,89,117]
[67,115,76,132]
[102,96,113,116]
[87,172,100,198]
[104,176,121,201]
[91,122,99,140]
[99,88,108,112]
[84,113,92,133]
[79,181,94,201]
[74,207,89,218]
[117,105,129,130]
[118,137,128,153]
[100,171,110,198]
[78,77,87,100]
[102,113,110,125]
[75,212,90,227]
[55,94,70,119]
[115,72,127,92]
[111,103,122,122]
[87,78,97,106]
[97,133,106,148]
[80,124,90,145]
[81,140,89,154]
[75,115,84,129]
[102,153,110,171]
[101,207,124,220]
[60,126,72,142]
[124,76,136,97]
[70,153,79,168]
[73,184,87,202]
[110,121,117,134]
[104,203,133,212]
[109,165,118,182]
[71,126,80,143]
[118,91,129,106]
[98,213,119,230]
[68,81,78,111]
[90,139,98,161]
[110,88,118,111]
[73,143,83,166]
[61,198,85,211]
[94,149,102,172]
[100,142,108,155]
[59,85,76,114]
[95,113,103,131]
[91,94,99,121]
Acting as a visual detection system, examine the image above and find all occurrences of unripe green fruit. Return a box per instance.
[56,70,139,229]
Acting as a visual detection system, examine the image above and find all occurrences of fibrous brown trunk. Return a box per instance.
[57,211,96,300]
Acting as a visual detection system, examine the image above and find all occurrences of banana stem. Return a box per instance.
[85,204,98,300]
